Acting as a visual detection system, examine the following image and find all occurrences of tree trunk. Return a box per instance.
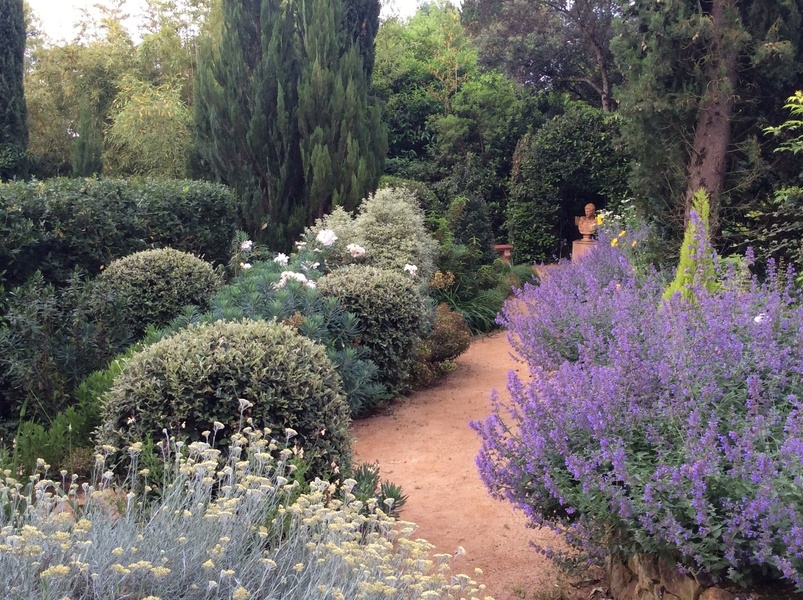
[683,0,741,234]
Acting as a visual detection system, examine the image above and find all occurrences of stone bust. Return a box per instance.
[575,203,598,240]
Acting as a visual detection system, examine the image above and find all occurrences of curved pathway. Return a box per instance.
[350,331,575,600]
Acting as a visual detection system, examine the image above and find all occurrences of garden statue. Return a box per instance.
[572,202,598,263]
[575,203,598,240]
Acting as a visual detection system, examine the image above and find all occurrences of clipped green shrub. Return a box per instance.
[98,320,352,478]
[410,303,472,388]
[94,248,222,336]
[0,178,237,291]
[162,260,389,417]
[318,265,425,393]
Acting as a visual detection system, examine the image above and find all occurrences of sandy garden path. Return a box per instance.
[351,330,592,600]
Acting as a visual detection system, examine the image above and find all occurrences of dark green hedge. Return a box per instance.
[0,178,237,290]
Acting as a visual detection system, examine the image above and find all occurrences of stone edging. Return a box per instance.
[607,554,736,600]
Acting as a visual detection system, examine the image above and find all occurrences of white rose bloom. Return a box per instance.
[403,264,418,277]
[347,243,365,258]
[240,240,253,252]
[316,229,338,247]
[273,253,289,266]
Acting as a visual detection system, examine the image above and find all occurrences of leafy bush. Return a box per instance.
[0,178,237,291]
[446,195,495,263]
[302,207,363,268]
[434,260,537,334]
[410,303,472,388]
[0,432,488,600]
[378,175,443,222]
[0,270,133,424]
[302,187,440,284]
[93,248,222,336]
[477,228,803,589]
[318,265,426,393]
[6,345,138,478]
[171,260,388,417]
[98,319,352,478]
[355,187,440,283]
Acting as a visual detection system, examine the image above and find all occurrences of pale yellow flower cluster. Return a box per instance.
[0,428,492,599]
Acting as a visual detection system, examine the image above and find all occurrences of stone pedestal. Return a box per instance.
[572,239,597,263]
[493,244,513,264]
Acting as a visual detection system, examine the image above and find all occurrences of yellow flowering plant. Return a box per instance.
[0,430,491,599]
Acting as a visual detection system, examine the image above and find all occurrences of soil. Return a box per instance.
[351,331,599,600]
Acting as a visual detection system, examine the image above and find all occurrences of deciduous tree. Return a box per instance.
[614,0,803,239]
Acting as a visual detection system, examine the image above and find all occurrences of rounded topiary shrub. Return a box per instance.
[317,265,425,393]
[95,248,222,336]
[98,320,351,477]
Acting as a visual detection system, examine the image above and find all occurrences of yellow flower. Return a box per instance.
[596,214,604,225]
[40,564,70,578]
[619,230,626,237]
[631,240,637,247]
[111,547,124,556]
[233,587,251,600]
[611,238,619,247]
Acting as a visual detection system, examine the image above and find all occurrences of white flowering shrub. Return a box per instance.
[354,187,439,284]
[302,189,439,284]
[0,432,491,599]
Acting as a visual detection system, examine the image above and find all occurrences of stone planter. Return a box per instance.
[606,554,736,600]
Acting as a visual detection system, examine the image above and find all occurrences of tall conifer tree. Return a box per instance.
[297,0,386,220]
[195,0,385,248]
[195,0,302,244]
[0,0,28,180]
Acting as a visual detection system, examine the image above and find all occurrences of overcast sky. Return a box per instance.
[27,0,438,43]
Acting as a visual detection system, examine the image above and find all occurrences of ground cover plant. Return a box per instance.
[476,217,803,590]
[0,430,490,599]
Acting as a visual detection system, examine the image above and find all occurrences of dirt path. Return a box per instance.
[351,331,579,600]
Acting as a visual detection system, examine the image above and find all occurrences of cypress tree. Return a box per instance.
[195,0,302,245]
[296,0,386,220]
[341,0,381,76]
[0,0,28,180]
[195,0,385,248]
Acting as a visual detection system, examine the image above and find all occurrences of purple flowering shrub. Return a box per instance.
[477,241,803,588]
[499,233,662,371]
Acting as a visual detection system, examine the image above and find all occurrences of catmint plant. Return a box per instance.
[477,226,803,589]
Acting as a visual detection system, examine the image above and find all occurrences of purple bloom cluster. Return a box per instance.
[475,235,803,588]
